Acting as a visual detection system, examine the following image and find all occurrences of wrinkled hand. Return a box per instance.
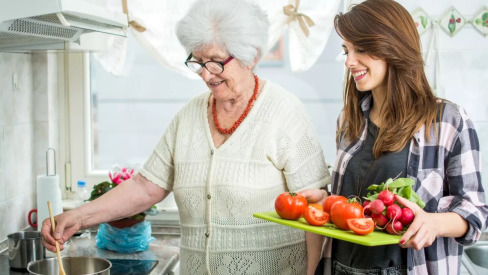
[395,195,438,250]
[299,189,328,205]
[41,210,82,252]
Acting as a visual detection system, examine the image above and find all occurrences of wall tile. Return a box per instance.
[3,192,36,238]
[0,54,4,127]
[32,53,48,122]
[2,53,33,126]
[4,123,34,198]
[0,127,4,202]
[0,201,5,241]
[34,121,50,176]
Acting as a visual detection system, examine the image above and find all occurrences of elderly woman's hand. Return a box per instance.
[41,210,82,252]
[299,189,329,206]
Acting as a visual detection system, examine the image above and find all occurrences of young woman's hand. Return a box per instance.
[395,195,439,250]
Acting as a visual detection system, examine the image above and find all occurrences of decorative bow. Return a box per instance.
[283,0,315,37]
[122,0,146,32]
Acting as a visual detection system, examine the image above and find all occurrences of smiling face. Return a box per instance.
[191,45,255,101]
[342,40,388,95]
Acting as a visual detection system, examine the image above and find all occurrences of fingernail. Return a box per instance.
[55,233,61,239]
[400,239,405,244]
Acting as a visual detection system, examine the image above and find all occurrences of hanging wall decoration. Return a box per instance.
[412,8,432,36]
[439,7,466,37]
[472,8,488,36]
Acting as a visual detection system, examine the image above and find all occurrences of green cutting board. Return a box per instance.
[253,211,402,246]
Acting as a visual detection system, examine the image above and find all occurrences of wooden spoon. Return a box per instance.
[47,201,66,275]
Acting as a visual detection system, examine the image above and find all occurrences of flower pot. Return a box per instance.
[107,215,145,229]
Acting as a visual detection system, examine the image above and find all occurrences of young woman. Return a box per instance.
[302,0,488,274]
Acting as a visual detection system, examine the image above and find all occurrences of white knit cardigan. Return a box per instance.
[140,80,330,275]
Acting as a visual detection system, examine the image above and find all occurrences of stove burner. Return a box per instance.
[108,259,158,275]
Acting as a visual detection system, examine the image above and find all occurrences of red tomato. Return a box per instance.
[303,206,330,226]
[347,218,375,235]
[330,200,364,230]
[323,195,347,214]
[274,192,307,220]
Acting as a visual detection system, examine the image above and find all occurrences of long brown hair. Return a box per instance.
[335,0,439,158]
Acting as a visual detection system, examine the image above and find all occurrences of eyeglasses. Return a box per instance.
[184,53,234,74]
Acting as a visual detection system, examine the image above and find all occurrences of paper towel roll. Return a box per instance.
[36,175,63,230]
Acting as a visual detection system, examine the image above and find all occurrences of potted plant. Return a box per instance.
[87,166,157,253]
[88,166,157,228]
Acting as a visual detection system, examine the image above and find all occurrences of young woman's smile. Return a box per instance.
[343,40,387,94]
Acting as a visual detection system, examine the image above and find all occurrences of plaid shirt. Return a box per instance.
[325,94,488,275]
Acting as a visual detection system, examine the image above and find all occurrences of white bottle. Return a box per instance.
[76,180,89,207]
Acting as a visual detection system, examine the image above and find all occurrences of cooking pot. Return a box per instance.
[27,257,111,275]
[8,231,46,269]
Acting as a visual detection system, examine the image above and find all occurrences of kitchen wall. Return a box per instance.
[0,52,60,244]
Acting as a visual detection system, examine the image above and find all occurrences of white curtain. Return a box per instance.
[95,0,341,77]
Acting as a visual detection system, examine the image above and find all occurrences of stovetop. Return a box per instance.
[108,258,158,275]
[0,256,158,275]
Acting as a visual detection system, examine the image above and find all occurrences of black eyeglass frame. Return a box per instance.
[184,53,234,74]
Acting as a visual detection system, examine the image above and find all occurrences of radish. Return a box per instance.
[366,199,385,215]
[372,213,389,227]
[399,207,414,226]
[378,189,395,206]
[386,204,402,220]
[386,220,403,235]
[363,200,372,216]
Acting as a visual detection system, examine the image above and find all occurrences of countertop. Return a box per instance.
[1,223,180,275]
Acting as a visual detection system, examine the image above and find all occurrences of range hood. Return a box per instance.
[0,0,128,51]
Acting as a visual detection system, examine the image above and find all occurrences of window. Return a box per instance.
[65,33,345,209]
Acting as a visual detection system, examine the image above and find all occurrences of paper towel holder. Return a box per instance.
[46,148,56,176]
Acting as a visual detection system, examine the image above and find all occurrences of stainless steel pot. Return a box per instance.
[8,231,46,269]
[27,257,111,275]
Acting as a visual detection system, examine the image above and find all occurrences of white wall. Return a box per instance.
[0,53,60,242]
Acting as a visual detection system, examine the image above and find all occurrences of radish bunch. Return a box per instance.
[363,177,425,235]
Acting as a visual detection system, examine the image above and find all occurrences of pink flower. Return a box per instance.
[109,167,133,185]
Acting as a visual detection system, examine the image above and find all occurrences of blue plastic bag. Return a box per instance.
[95,221,155,253]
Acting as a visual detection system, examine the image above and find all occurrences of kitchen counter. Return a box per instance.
[0,223,180,275]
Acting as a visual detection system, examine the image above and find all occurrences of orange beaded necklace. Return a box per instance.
[212,74,259,135]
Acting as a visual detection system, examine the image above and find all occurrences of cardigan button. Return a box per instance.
[210,150,214,155]
[205,232,209,237]
[207,194,211,199]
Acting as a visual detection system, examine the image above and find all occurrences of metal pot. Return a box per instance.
[27,257,111,275]
[8,231,46,269]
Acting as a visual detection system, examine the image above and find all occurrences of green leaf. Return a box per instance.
[475,18,482,25]
[388,178,413,189]
[482,12,488,21]
[420,16,427,29]
[448,15,456,35]
[88,181,115,201]
[397,186,412,200]
[410,192,426,209]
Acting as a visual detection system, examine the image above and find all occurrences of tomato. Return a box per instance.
[330,200,364,230]
[303,206,330,226]
[274,192,307,220]
[347,218,375,235]
[323,195,347,213]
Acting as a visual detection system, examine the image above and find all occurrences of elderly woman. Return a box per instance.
[41,0,330,274]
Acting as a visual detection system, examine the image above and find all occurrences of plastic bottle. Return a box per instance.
[76,180,89,207]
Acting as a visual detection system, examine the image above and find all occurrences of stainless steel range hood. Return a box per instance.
[0,0,128,51]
